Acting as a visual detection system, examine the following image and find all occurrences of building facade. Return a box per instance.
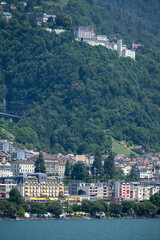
[0,183,17,198]
[11,160,35,175]
[0,140,12,153]
[0,162,13,177]
[0,173,64,200]
[12,149,33,160]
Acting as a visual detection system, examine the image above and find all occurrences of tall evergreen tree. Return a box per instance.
[92,150,103,176]
[128,166,137,180]
[35,153,46,173]
[104,151,115,179]
[64,160,71,178]
[71,161,88,181]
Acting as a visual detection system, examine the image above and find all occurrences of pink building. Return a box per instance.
[114,181,137,201]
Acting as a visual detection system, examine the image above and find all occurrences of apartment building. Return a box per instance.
[0,162,13,177]
[0,173,64,200]
[68,181,113,199]
[114,181,160,202]
[0,140,13,153]
[11,160,35,175]
[12,149,33,160]
[0,183,17,198]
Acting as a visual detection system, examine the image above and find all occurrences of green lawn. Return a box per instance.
[112,138,138,156]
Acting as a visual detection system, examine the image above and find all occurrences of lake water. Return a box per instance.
[1,219,160,240]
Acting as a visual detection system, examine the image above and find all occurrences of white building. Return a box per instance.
[0,162,13,177]
[11,160,35,175]
[0,140,12,153]
[122,165,131,176]
[136,169,152,179]
[54,29,65,34]
[35,13,56,25]
[74,27,135,60]
[1,12,12,21]
[117,39,135,60]
[58,160,66,178]
[68,181,113,199]
[74,27,95,40]
[12,149,33,160]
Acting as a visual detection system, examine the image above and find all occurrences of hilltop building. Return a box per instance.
[35,13,56,25]
[74,27,135,60]
[74,27,95,40]
[117,39,135,60]
[1,12,12,21]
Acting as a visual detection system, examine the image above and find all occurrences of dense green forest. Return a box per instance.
[0,0,160,154]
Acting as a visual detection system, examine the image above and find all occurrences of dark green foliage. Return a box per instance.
[134,202,145,216]
[134,202,158,217]
[47,201,63,217]
[9,188,24,205]
[55,13,72,29]
[30,203,47,215]
[143,201,158,217]
[35,153,46,173]
[78,189,86,195]
[9,187,28,216]
[72,204,82,212]
[0,199,17,218]
[81,199,93,213]
[81,199,107,215]
[128,166,138,180]
[150,192,160,213]
[109,202,123,216]
[150,192,160,208]
[122,200,135,214]
[0,0,160,154]
[64,160,71,178]
[92,150,103,176]
[104,152,115,179]
[71,161,88,181]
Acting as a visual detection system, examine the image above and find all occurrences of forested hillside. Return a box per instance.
[0,0,160,154]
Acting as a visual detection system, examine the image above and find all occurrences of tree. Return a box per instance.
[35,153,46,173]
[0,200,17,218]
[65,160,71,178]
[90,200,105,215]
[92,150,103,176]
[47,201,63,218]
[55,14,72,29]
[72,204,82,212]
[78,189,86,195]
[109,202,122,217]
[134,202,146,216]
[144,201,157,217]
[122,200,134,215]
[81,199,93,214]
[128,166,137,180]
[71,161,88,181]
[150,192,160,208]
[64,202,73,216]
[30,203,47,216]
[9,188,23,205]
[104,152,115,179]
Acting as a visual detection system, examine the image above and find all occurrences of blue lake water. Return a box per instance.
[0,219,160,240]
